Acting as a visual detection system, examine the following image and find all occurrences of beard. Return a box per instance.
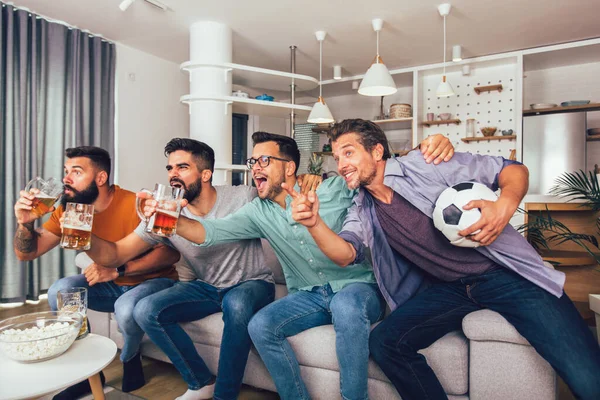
[343,164,377,190]
[259,175,284,200]
[170,177,201,202]
[61,181,100,208]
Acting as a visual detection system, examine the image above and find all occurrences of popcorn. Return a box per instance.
[0,322,78,362]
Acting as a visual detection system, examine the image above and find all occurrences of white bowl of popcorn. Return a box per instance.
[0,311,82,363]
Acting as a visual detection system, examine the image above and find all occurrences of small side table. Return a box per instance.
[0,333,117,400]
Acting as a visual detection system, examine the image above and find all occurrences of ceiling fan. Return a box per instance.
[119,0,170,11]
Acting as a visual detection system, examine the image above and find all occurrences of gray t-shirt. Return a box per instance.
[135,185,273,288]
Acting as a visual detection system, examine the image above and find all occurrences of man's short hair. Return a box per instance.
[251,131,301,174]
[65,146,112,180]
[164,138,215,173]
[328,119,392,160]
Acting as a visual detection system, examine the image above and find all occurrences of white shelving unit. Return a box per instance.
[180,61,319,92]
[180,95,312,118]
[180,62,318,120]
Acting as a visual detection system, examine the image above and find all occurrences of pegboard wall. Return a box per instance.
[420,64,519,160]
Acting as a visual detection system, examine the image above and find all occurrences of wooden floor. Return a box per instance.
[1,302,576,400]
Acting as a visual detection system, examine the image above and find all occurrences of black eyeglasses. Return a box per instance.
[245,155,291,169]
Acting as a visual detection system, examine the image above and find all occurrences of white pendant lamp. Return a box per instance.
[436,4,455,98]
[452,45,462,62]
[308,31,335,124]
[358,19,397,97]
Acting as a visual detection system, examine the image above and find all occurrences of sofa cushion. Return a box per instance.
[178,312,468,395]
[286,325,469,396]
[462,309,529,346]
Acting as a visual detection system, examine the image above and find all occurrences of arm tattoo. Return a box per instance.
[14,222,38,254]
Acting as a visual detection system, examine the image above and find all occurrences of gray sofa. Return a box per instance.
[88,242,557,399]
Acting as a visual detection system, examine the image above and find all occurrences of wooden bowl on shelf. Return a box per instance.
[481,127,497,137]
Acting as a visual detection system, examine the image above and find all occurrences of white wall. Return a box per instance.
[524,62,600,171]
[115,44,189,191]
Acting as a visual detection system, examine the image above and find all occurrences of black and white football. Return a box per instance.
[433,182,498,248]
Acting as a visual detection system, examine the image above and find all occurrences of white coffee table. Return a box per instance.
[0,333,117,400]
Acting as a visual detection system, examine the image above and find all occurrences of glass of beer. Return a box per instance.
[57,287,88,340]
[60,203,94,250]
[25,177,63,217]
[136,183,185,237]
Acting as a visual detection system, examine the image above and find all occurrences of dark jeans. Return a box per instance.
[133,279,275,400]
[369,268,600,400]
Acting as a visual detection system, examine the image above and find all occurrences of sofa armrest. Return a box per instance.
[462,309,529,346]
[463,310,556,400]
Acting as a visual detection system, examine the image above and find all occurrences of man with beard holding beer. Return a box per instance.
[85,138,274,400]
[128,131,455,400]
[13,146,180,398]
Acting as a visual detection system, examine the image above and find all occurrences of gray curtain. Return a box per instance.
[0,3,116,303]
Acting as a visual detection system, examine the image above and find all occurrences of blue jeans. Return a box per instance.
[248,282,384,400]
[48,274,175,362]
[369,268,600,400]
[133,279,275,400]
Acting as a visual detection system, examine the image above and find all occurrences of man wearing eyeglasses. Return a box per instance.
[130,131,455,400]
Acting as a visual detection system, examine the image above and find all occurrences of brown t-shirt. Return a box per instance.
[44,185,178,286]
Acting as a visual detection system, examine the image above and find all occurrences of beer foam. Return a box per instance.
[156,209,179,218]
[63,224,92,232]
[35,193,56,199]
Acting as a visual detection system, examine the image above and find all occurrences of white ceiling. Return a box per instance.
[7,0,600,81]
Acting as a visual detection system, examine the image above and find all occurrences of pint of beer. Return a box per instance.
[25,177,63,217]
[60,203,94,250]
[57,287,89,340]
[31,194,60,217]
[136,184,185,237]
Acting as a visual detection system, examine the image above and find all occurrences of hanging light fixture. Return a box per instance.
[308,31,334,124]
[452,45,462,62]
[358,19,397,97]
[436,4,455,98]
[333,65,342,80]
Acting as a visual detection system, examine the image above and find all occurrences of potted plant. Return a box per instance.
[519,170,600,261]
[307,153,324,176]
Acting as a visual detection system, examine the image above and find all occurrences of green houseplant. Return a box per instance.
[518,170,600,263]
[307,153,324,176]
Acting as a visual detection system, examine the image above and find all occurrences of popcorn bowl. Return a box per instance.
[0,311,82,363]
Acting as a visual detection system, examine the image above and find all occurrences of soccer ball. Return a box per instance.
[433,182,498,248]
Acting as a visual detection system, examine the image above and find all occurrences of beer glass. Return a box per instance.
[60,203,94,250]
[136,183,185,237]
[57,287,89,339]
[25,177,63,217]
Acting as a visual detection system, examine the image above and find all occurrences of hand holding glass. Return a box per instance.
[60,203,94,250]
[25,177,63,217]
[136,184,185,237]
[57,287,89,339]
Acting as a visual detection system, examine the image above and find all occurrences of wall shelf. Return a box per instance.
[422,119,461,127]
[180,95,312,119]
[474,84,503,95]
[373,117,413,125]
[461,135,516,143]
[180,61,319,92]
[523,102,600,116]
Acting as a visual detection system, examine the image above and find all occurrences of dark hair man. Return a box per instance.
[14,146,180,397]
